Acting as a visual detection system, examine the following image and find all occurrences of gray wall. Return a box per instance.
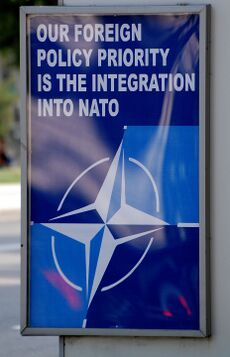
[62,0,230,356]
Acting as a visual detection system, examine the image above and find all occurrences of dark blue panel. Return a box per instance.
[30,224,87,327]
[28,14,200,331]
[30,225,199,329]
[30,14,199,126]
[87,226,199,330]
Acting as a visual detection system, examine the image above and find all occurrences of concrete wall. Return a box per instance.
[61,0,230,356]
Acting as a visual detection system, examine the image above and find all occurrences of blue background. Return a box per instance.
[29,14,200,331]
[30,224,199,330]
[30,14,199,125]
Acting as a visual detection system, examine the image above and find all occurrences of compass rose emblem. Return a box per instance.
[42,139,168,316]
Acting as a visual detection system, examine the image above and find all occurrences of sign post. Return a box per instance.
[20,5,210,338]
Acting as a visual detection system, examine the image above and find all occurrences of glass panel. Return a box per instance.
[27,12,200,331]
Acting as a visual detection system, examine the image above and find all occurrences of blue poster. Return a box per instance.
[28,13,200,332]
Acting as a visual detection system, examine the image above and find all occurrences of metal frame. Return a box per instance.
[20,4,210,337]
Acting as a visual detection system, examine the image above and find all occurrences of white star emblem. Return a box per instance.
[41,139,168,311]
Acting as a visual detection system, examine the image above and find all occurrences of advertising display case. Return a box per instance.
[20,5,210,336]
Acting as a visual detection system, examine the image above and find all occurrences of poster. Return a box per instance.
[21,6,209,336]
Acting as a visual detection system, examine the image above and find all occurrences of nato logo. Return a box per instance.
[30,126,199,329]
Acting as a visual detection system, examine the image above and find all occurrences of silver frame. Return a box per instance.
[20,4,210,337]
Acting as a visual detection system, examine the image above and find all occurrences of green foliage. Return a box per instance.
[0,0,57,66]
[0,77,18,138]
[0,166,20,183]
[0,0,56,141]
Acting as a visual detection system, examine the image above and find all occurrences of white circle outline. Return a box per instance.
[52,156,160,293]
